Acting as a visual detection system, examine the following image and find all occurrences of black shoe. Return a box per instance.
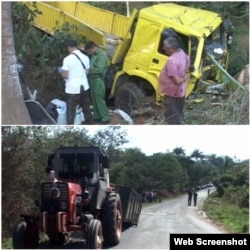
[82,120,94,125]
[93,118,101,122]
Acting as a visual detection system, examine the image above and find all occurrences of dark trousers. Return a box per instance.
[66,89,93,125]
[164,95,185,125]
[193,194,197,206]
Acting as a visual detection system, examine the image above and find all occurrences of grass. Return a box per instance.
[203,192,249,233]
[1,238,12,249]
[140,87,249,125]
[184,88,249,125]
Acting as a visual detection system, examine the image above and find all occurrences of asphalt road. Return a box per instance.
[49,187,228,249]
[112,187,228,249]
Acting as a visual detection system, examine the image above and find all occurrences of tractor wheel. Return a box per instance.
[115,82,145,116]
[12,219,38,249]
[101,193,122,246]
[12,220,27,249]
[87,219,103,249]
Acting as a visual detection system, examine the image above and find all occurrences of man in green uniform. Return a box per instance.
[85,41,110,124]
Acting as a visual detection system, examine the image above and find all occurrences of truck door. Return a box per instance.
[148,25,167,73]
[153,27,191,71]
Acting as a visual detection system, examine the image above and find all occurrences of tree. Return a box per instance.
[191,149,205,161]
[173,147,185,157]
[50,126,91,147]
[2,2,31,124]
[90,126,129,162]
[110,148,146,191]
[2,126,50,237]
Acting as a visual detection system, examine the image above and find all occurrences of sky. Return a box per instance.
[86,125,250,161]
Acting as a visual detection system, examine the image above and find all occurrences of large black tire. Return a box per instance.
[12,220,27,249]
[101,193,122,246]
[115,82,145,115]
[12,219,38,249]
[87,219,103,249]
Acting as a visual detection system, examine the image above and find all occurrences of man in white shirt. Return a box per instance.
[61,39,93,124]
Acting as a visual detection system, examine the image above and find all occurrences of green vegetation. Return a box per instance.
[184,88,249,124]
[2,126,249,248]
[204,193,249,233]
[1,238,12,250]
[203,162,249,233]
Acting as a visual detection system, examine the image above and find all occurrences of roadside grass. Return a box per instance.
[1,238,12,249]
[184,88,249,125]
[203,192,249,233]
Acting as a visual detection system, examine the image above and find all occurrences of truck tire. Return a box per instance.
[101,193,122,246]
[87,219,103,249]
[115,82,145,115]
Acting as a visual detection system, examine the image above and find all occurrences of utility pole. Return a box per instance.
[126,1,130,17]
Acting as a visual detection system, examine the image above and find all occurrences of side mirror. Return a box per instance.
[223,18,234,50]
[223,18,234,34]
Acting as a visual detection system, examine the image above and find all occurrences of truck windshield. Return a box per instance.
[205,25,222,45]
[58,153,95,179]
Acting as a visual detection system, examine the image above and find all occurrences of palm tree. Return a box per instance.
[2,2,31,124]
[191,149,205,161]
[173,147,185,157]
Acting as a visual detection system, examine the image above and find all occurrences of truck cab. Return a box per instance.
[111,3,233,112]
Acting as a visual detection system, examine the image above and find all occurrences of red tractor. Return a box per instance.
[12,146,141,249]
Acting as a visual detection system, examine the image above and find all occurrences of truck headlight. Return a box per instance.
[205,43,225,60]
[214,48,224,55]
[49,187,60,199]
[213,47,224,60]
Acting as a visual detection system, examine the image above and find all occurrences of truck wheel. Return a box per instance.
[101,193,122,246]
[115,82,145,115]
[87,219,103,249]
[12,219,37,249]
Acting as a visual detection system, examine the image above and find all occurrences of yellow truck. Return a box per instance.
[27,2,234,114]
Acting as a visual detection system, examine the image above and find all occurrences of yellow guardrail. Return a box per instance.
[46,2,129,38]
[26,2,106,48]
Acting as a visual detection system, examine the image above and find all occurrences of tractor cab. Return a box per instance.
[47,146,110,184]
[45,147,111,211]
